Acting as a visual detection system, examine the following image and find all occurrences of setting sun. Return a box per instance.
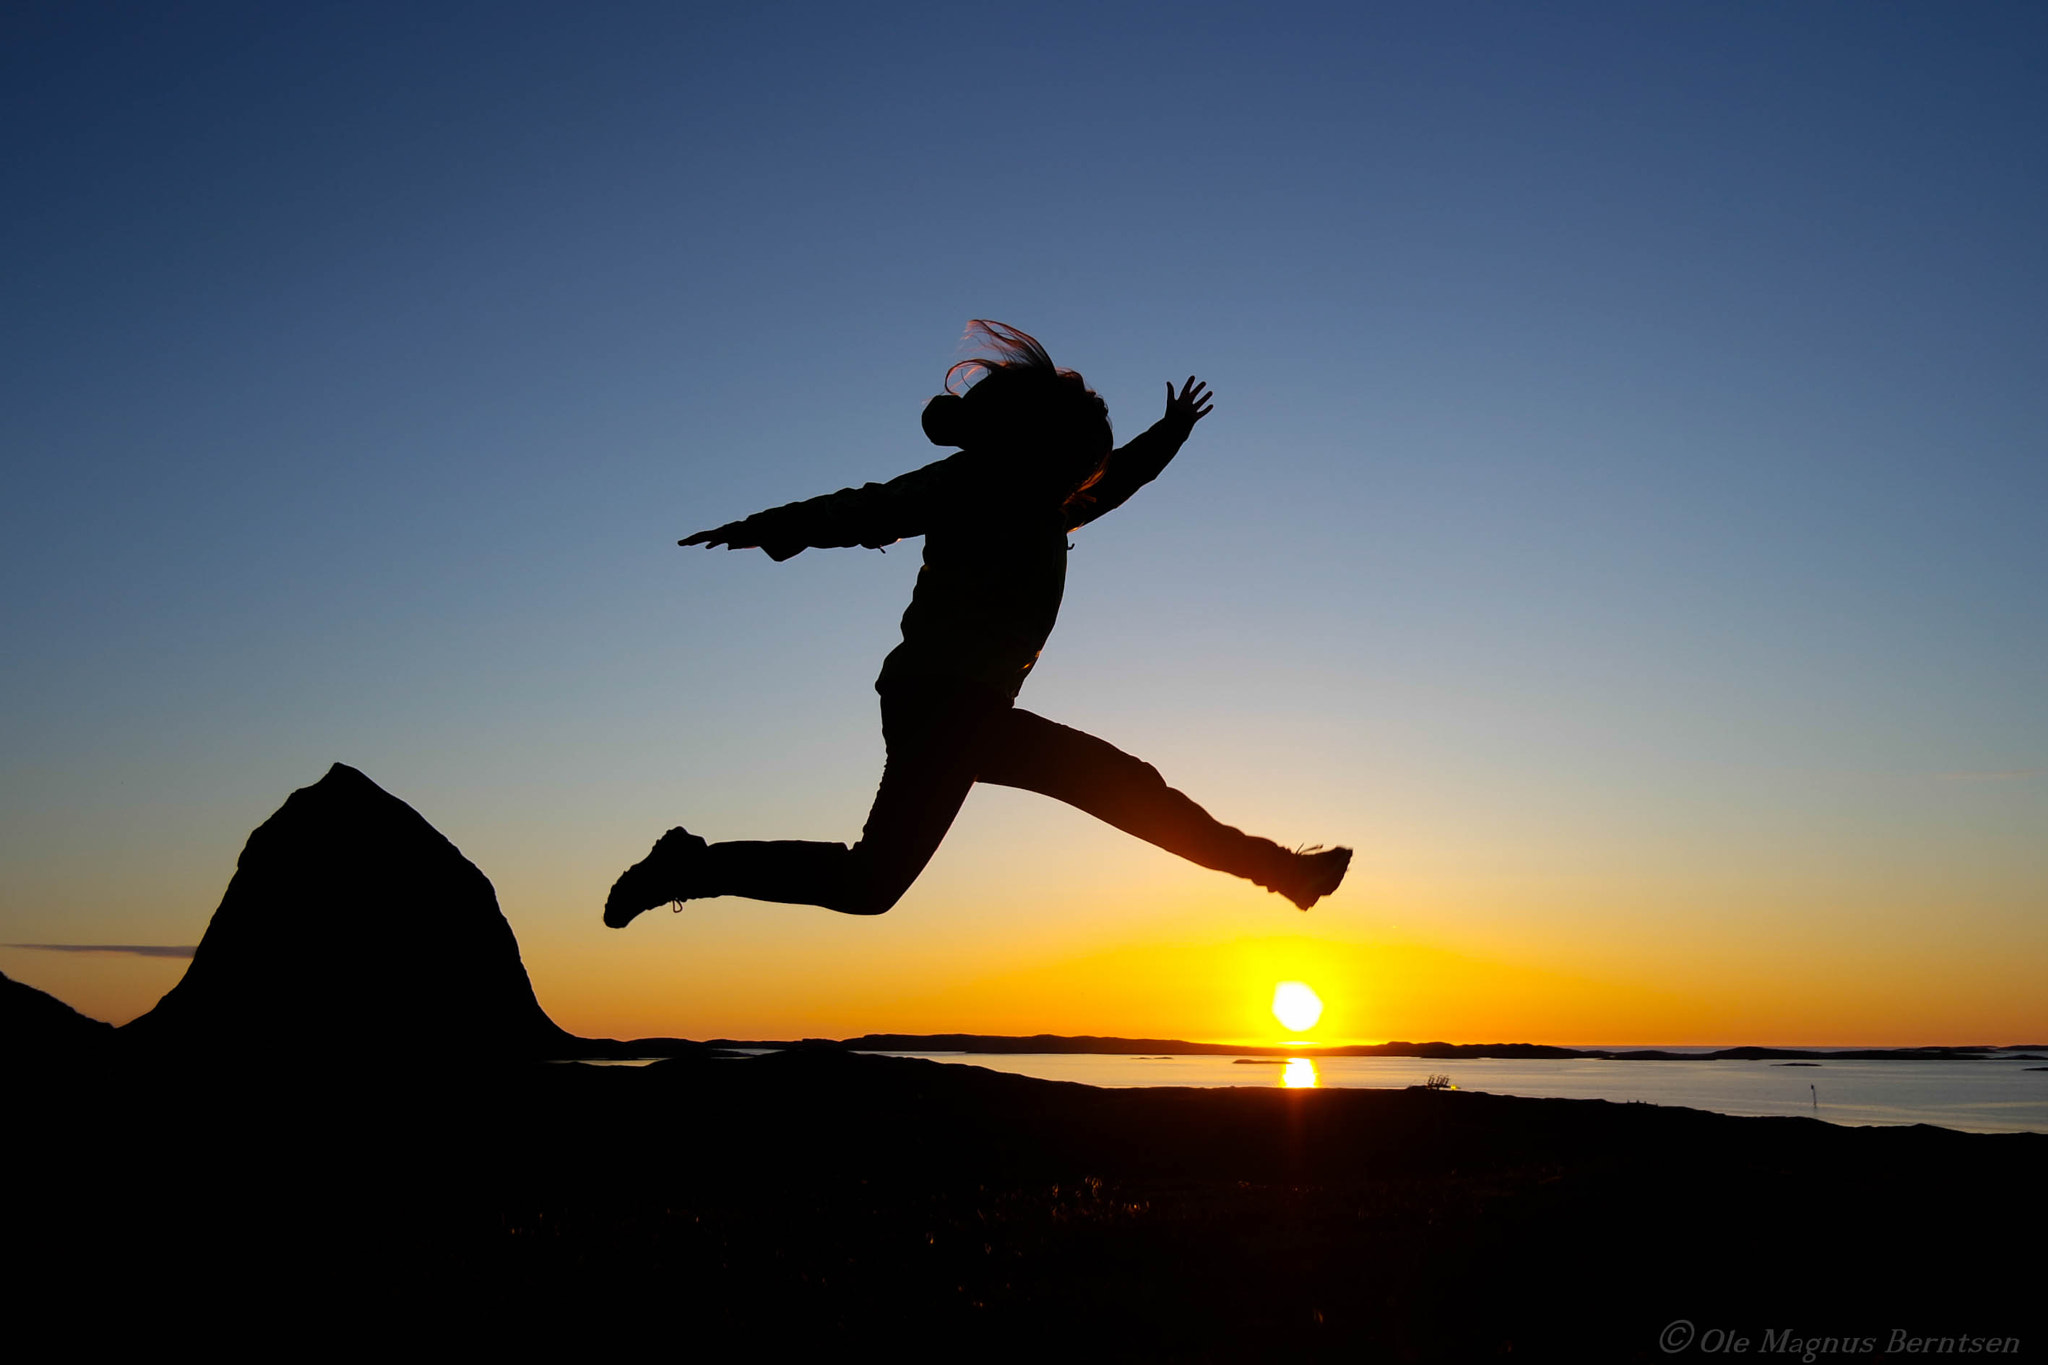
[1271,981,1324,1033]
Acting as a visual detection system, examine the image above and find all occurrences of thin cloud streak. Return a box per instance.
[5,943,198,959]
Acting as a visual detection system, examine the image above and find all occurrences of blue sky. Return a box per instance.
[3,2,2042,1040]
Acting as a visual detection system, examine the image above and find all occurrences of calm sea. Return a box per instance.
[856,1051,2048,1135]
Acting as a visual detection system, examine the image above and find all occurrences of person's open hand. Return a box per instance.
[679,521,757,550]
[682,520,807,561]
[1163,376,1214,435]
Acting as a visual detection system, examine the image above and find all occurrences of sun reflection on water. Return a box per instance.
[1281,1057,1319,1089]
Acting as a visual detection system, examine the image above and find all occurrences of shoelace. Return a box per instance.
[1288,845,1346,911]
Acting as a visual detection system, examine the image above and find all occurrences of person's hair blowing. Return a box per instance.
[921,321,1113,501]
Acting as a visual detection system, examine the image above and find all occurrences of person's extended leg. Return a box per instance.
[606,682,1005,923]
[975,708,1349,909]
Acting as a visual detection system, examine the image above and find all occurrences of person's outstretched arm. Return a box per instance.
[1069,377,1214,531]
[680,454,961,562]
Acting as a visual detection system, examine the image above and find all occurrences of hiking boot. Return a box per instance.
[1266,845,1352,911]
[603,827,709,928]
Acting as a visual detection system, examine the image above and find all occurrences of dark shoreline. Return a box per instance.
[11,1046,2039,1357]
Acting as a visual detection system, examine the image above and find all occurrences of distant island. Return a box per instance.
[701,1033,2048,1063]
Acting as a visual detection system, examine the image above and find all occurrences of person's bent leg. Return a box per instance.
[690,838,884,914]
[690,683,999,916]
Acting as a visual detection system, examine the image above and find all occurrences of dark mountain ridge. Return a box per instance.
[120,763,574,1059]
[0,969,114,1056]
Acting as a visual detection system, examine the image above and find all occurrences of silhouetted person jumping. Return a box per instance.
[605,322,1350,926]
